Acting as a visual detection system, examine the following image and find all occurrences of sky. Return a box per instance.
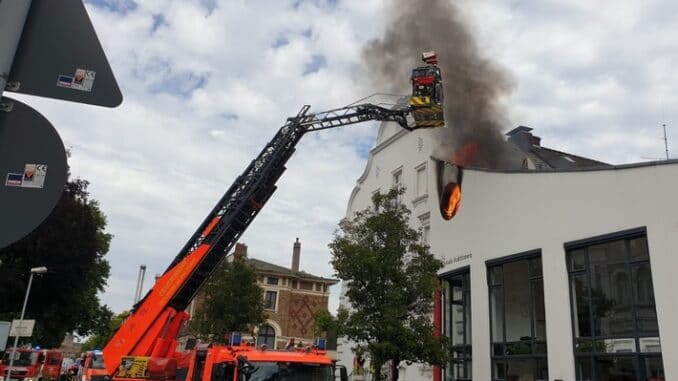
[10,0,678,315]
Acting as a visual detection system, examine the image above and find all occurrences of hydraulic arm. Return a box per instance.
[103,53,446,377]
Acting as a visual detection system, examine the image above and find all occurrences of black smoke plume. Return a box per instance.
[363,0,516,168]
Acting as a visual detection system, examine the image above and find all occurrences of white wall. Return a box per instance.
[434,164,678,381]
[339,121,678,380]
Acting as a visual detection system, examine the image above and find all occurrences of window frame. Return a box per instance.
[414,161,428,198]
[392,166,403,190]
[565,227,664,381]
[392,166,404,204]
[263,290,278,311]
[442,267,472,381]
[256,324,276,349]
[486,250,548,381]
[419,212,431,245]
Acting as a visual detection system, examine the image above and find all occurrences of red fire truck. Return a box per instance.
[0,349,63,381]
[79,351,108,381]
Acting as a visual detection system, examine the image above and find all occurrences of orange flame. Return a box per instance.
[441,183,461,220]
[451,142,478,166]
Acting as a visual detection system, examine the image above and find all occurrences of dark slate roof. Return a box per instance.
[506,125,534,135]
[246,257,339,284]
[505,125,609,169]
[530,145,610,169]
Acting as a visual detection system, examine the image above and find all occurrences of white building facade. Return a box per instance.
[337,122,676,381]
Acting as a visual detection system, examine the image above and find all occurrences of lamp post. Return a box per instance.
[6,266,47,381]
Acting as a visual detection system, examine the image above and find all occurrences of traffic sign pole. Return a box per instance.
[7,270,36,381]
[0,0,32,105]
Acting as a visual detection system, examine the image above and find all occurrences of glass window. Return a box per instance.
[530,257,543,278]
[393,168,403,189]
[264,290,277,310]
[445,270,471,381]
[570,274,592,338]
[415,164,427,197]
[489,266,503,286]
[266,277,279,285]
[594,357,637,380]
[256,325,276,349]
[299,281,313,290]
[566,232,664,381]
[393,168,403,203]
[490,287,504,343]
[488,254,548,381]
[422,225,431,245]
[419,213,431,245]
[532,282,546,340]
[568,249,587,272]
[241,361,333,381]
[629,237,649,261]
[643,357,665,380]
[503,261,530,342]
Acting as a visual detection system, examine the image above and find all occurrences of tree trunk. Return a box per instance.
[391,358,400,381]
[372,358,385,381]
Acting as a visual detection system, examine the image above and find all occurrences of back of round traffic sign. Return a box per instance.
[0,97,68,248]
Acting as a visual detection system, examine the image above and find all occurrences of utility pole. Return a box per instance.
[663,123,669,160]
[134,265,147,304]
[7,266,47,381]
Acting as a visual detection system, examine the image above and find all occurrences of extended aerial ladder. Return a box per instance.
[103,53,446,377]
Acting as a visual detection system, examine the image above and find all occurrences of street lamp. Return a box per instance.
[6,266,48,381]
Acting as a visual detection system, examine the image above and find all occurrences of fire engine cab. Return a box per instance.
[0,349,63,381]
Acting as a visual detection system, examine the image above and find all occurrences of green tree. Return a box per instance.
[81,310,130,352]
[329,188,449,381]
[188,258,266,342]
[0,178,113,347]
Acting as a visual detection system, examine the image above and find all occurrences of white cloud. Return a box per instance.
[12,0,678,317]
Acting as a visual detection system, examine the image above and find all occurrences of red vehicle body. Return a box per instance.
[114,341,339,381]
[0,349,63,381]
[80,352,108,381]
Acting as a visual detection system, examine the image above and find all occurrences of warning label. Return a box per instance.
[56,68,96,91]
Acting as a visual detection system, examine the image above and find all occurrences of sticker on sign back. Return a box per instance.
[5,173,23,187]
[22,164,48,188]
[56,68,96,91]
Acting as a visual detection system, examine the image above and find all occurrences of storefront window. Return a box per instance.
[566,230,664,381]
[488,253,548,381]
[444,270,471,381]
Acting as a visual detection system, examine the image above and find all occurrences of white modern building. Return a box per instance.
[337,121,676,381]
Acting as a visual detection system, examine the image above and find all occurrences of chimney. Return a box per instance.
[292,238,301,272]
[234,242,248,261]
[506,125,541,152]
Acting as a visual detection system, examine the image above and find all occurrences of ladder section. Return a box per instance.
[166,105,311,310]
[298,104,413,131]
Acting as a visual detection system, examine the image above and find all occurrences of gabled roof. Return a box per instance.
[246,258,339,285]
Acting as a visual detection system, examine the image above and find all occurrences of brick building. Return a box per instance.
[58,333,82,358]
[188,239,337,350]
